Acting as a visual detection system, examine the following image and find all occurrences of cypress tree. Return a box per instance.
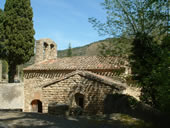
[2,0,35,83]
[0,9,3,36]
[67,43,72,57]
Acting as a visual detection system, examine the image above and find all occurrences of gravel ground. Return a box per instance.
[0,111,153,128]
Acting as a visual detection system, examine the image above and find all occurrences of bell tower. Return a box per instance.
[35,38,57,63]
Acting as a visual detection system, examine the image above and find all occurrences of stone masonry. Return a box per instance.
[24,70,126,114]
[42,73,124,114]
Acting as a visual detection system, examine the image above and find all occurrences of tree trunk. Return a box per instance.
[8,64,17,83]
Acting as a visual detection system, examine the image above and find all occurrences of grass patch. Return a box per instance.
[87,113,154,128]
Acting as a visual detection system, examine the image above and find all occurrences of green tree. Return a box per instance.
[89,0,168,38]
[89,0,169,111]
[129,32,161,107]
[0,9,3,33]
[89,0,168,58]
[0,9,3,36]
[98,37,133,58]
[0,0,35,83]
[129,29,169,111]
[67,43,72,57]
[153,36,170,112]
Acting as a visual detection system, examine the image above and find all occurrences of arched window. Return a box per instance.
[43,42,48,59]
[50,44,54,49]
[31,99,42,113]
[44,42,48,48]
[75,93,84,108]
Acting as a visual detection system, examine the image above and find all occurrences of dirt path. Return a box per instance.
[0,111,154,128]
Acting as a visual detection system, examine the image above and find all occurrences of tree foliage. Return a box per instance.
[0,9,3,36]
[0,0,35,83]
[89,0,168,37]
[130,33,166,108]
[89,0,168,58]
[89,0,170,112]
[153,36,170,112]
[98,37,133,58]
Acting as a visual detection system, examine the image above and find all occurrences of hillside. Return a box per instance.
[58,37,132,58]
[58,38,110,57]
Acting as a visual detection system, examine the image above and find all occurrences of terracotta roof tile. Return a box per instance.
[24,56,125,71]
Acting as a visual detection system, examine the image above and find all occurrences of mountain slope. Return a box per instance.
[58,37,132,58]
[58,38,111,57]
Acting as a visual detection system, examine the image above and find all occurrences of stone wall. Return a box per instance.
[23,71,61,112]
[42,74,119,114]
[24,84,43,112]
[0,83,24,110]
[23,70,125,114]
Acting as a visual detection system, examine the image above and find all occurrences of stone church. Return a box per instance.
[23,38,134,114]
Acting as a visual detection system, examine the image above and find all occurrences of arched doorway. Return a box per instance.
[75,93,84,108]
[31,100,42,113]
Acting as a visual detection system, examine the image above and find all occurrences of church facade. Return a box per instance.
[23,38,130,114]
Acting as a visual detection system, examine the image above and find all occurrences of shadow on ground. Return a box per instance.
[103,94,170,128]
[0,111,156,128]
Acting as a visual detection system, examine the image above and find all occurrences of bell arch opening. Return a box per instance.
[43,42,48,59]
[75,93,84,108]
[50,44,54,49]
[31,99,42,113]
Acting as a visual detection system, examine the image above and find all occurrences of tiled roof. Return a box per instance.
[42,70,126,91]
[24,56,125,71]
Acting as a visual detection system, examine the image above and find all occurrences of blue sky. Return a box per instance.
[0,0,108,50]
